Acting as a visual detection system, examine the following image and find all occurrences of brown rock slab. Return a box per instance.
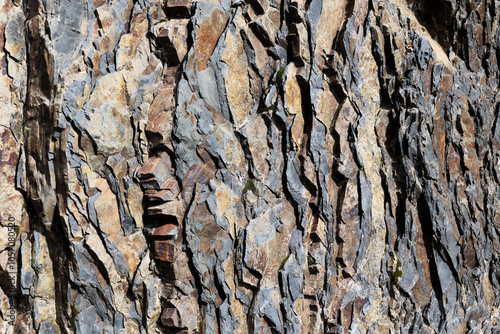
[161,306,182,327]
[245,116,269,178]
[152,224,178,238]
[195,8,228,71]
[146,81,176,150]
[181,162,216,207]
[137,152,174,190]
[155,239,177,262]
[144,181,180,202]
[222,12,253,127]
[93,179,122,243]
[163,297,200,329]
[147,200,184,223]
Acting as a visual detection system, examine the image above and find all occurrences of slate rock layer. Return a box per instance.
[0,0,499,333]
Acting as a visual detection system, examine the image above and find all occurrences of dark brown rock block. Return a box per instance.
[137,152,174,190]
[155,239,177,262]
[161,306,182,327]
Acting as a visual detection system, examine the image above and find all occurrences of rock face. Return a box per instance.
[0,0,499,332]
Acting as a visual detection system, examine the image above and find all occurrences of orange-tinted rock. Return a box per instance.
[152,224,178,238]
[195,9,228,71]
[146,81,176,150]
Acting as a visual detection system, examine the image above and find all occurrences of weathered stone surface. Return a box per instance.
[1,0,500,332]
[194,5,228,72]
[154,19,189,65]
[137,151,172,183]
[145,78,176,150]
[222,11,253,127]
[147,200,184,221]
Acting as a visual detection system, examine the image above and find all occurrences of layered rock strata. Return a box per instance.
[0,0,499,333]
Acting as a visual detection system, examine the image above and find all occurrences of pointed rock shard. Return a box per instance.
[248,7,280,47]
[147,200,185,223]
[155,19,189,65]
[146,79,176,150]
[152,224,178,238]
[195,7,228,72]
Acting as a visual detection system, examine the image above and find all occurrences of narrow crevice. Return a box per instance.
[181,216,207,318]
[83,242,111,287]
[406,0,454,51]
[47,210,72,334]
[234,130,257,179]
[416,195,445,316]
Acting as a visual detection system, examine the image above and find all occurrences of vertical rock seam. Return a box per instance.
[0,0,499,333]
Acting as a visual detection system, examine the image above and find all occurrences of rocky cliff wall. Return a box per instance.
[0,0,499,332]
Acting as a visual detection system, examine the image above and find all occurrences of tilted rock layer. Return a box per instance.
[0,0,499,332]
